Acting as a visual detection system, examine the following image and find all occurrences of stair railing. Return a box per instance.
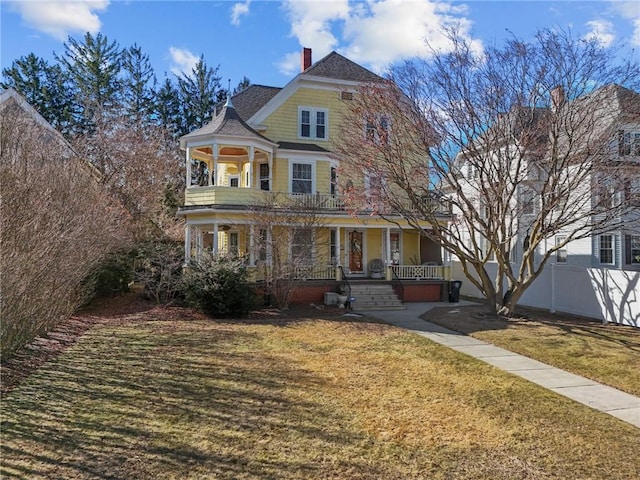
[390,266,405,301]
[337,265,352,310]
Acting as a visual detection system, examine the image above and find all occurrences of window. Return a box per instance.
[618,130,640,156]
[258,229,267,261]
[623,177,640,206]
[229,232,239,256]
[291,162,313,193]
[330,229,337,264]
[556,235,567,263]
[229,175,239,187]
[519,186,537,215]
[259,163,270,191]
[625,235,640,264]
[365,114,390,144]
[594,178,619,209]
[292,229,313,264]
[330,166,337,195]
[299,107,328,140]
[599,234,614,265]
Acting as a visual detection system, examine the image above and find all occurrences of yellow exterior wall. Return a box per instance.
[261,88,345,145]
[366,229,383,262]
[403,231,421,264]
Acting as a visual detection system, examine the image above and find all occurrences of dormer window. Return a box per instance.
[299,107,328,140]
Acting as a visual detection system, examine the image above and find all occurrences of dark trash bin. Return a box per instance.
[449,280,462,303]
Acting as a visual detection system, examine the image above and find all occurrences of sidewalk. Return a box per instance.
[358,301,640,429]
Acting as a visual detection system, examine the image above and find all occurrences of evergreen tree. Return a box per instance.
[233,76,251,95]
[56,32,122,129]
[121,44,156,124]
[1,54,75,133]
[154,77,183,137]
[177,55,222,132]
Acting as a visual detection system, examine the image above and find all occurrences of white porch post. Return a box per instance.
[212,143,218,186]
[196,228,203,259]
[213,222,219,256]
[249,224,255,265]
[185,147,191,187]
[268,151,273,191]
[336,226,341,265]
[385,227,391,264]
[248,146,254,189]
[184,224,192,264]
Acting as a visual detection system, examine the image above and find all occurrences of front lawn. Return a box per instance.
[423,305,640,396]
[1,306,638,479]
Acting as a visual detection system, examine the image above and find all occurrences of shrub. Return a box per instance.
[135,241,185,305]
[182,254,255,317]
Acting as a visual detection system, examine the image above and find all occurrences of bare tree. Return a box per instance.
[334,29,640,316]
[72,113,184,242]
[248,193,331,309]
[0,93,130,358]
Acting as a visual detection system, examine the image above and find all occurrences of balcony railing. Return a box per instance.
[184,186,450,215]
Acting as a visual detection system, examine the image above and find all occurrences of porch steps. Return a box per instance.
[348,283,405,311]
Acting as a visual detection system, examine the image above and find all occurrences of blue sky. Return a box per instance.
[2,1,639,89]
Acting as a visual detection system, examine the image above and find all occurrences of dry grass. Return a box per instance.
[1,306,639,479]
[423,304,640,396]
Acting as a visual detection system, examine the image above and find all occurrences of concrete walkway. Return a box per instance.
[357,301,640,429]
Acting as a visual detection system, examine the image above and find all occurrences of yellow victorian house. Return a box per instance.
[179,49,451,306]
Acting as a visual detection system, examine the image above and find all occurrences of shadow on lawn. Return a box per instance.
[0,321,385,479]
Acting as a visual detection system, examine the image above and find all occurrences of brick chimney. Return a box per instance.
[301,47,312,72]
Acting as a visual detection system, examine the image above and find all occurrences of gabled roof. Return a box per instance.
[0,88,75,156]
[301,51,382,83]
[232,85,281,121]
[180,100,276,147]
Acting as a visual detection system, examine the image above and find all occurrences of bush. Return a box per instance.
[135,241,185,305]
[182,254,255,317]
[89,251,135,299]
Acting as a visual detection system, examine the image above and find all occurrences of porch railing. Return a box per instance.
[391,264,446,280]
[286,193,343,210]
[293,264,335,280]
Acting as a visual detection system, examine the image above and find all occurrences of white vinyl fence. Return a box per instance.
[450,261,640,328]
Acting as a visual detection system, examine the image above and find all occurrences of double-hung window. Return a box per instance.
[599,234,614,265]
[618,130,640,156]
[299,107,328,140]
[291,162,313,194]
[625,235,640,265]
[259,163,270,191]
[555,235,567,263]
[292,229,313,264]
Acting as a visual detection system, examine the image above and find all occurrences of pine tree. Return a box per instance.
[121,44,156,124]
[177,55,222,132]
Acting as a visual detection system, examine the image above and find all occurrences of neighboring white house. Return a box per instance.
[449,84,640,326]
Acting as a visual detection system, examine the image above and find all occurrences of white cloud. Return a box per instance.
[169,47,199,76]
[7,0,109,41]
[583,19,616,47]
[279,0,478,75]
[278,0,350,75]
[231,1,251,27]
[609,0,640,46]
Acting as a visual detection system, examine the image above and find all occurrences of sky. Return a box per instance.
[1,0,639,89]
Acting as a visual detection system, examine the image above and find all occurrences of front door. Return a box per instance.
[349,231,364,273]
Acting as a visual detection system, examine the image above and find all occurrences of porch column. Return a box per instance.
[185,147,192,187]
[249,224,255,265]
[213,222,219,256]
[212,143,218,186]
[184,224,192,264]
[268,151,273,191]
[385,227,392,280]
[336,227,341,265]
[248,146,254,189]
[196,227,204,259]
